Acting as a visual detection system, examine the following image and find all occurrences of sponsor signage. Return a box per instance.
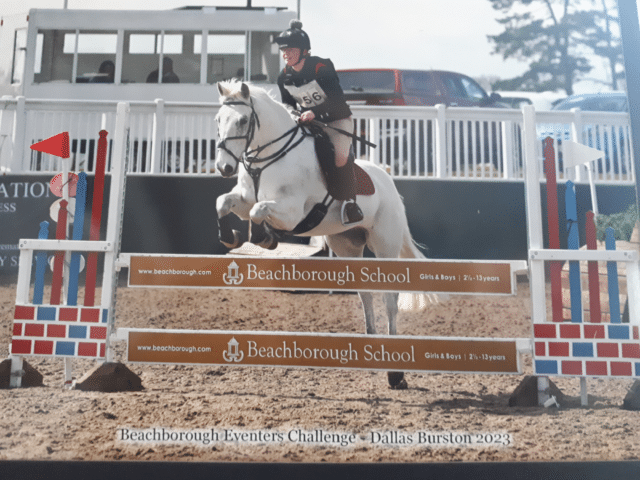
[128,255,514,294]
[127,330,520,374]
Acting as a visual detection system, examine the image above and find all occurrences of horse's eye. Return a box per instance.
[239,116,248,126]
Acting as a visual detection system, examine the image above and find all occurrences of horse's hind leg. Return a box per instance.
[366,224,408,389]
[325,230,375,334]
[326,230,405,387]
[359,291,377,335]
[383,291,407,389]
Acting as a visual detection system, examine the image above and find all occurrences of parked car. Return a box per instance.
[336,69,508,174]
[494,91,565,111]
[537,92,630,176]
[336,69,507,108]
[552,92,628,113]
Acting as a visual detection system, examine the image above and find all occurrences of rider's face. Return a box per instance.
[281,47,302,67]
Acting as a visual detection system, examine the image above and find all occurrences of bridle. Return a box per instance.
[216,97,309,200]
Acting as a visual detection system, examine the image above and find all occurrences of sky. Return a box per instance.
[0,0,630,94]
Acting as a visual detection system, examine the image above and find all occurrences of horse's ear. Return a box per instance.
[241,83,250,99]
[217,82,228,97]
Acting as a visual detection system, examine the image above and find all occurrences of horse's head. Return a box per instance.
[215,82,259,177]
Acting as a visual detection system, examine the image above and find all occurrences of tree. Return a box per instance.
[488,0,623,95]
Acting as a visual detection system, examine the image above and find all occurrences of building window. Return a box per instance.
[123,31,198,84]
[11,29,27,84]
[194,33,246,83]
[34,30,118,84]
[34,29,75,83]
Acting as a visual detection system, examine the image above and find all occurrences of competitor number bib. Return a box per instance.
[285,80,328,108]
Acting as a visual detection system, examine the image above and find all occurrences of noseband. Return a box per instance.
[217,97,308,200]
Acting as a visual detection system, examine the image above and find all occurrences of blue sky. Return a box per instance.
[1,0,629,93]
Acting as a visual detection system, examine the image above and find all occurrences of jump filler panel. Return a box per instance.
[533,323,640,378]
[12,305,108,358]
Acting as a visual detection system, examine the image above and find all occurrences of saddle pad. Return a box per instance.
[354,164,375,196]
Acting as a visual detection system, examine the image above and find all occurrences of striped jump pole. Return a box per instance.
[605,227,622,323]
[49,200,69,305]
[543,137,563,322]
[565,181,582,323]
[585,211,602,323]
[67,172,88,306]
[32,221,50,305]
[84,130,108,307]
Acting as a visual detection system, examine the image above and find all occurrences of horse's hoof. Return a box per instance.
[220,230,244,249]
[259,235,278,250]
[388,371,407,390]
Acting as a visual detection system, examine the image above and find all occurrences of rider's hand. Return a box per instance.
[298,111,316,124]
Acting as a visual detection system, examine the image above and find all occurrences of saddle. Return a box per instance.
[308,124,375,199]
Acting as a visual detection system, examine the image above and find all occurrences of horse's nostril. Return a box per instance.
[223,164,234,176]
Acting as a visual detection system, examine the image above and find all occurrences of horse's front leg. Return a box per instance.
[248,199,304,250]
[216,191,253,249]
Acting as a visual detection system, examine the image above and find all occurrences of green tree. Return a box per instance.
[488,0,623,95]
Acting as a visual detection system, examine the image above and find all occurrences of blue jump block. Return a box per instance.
[68,325,88,339]
[573,343,594,357]
[608,325,630,340]
[535,360,558,375]
[55,341,76,356]
[37,306,57,321]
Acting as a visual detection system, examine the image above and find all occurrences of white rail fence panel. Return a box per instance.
[535,109,634,185]
[0,97,634,185]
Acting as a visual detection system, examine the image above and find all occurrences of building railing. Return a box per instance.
[0,96,634,184]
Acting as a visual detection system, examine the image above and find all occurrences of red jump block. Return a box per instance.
[610,362,633,376]
[14,306,36,320]
[561,360,583,375]
[597,343,620,358]
[534,324,557,338]
[586,361,608,376]
[559,324,581,339]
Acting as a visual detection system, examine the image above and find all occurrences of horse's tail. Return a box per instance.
[397,216,449,311]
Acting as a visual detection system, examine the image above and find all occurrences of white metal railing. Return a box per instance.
[0,96,635,184]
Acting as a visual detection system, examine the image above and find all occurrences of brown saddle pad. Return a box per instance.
[354,164,375,196]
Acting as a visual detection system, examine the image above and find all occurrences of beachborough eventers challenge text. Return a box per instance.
[118,427,512,448]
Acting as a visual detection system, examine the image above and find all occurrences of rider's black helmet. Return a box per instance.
[274,20,310,51]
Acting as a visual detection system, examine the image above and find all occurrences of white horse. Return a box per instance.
[215,81,435,389]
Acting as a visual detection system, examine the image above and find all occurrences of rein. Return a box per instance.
[217,98,309,200]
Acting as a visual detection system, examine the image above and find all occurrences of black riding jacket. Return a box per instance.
[277,56,352,123]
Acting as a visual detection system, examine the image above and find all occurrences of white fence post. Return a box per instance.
[102,102,130,362]
[522,104,551,406]
[435,104,447,179]
[522,104,546,326]
[501,120,514,179]
[150,99,165,174]
[11,96,26,172]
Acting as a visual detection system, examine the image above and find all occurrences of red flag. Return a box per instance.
[30,132,70,158]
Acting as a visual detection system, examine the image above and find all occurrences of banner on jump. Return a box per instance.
[128,255,516,294]
[127,330,521,374]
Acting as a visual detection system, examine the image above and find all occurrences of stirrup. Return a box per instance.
[341,199,363,226]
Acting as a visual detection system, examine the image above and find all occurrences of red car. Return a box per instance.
[336,68,506,108]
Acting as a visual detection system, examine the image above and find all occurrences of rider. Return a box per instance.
[274,20,364,226]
